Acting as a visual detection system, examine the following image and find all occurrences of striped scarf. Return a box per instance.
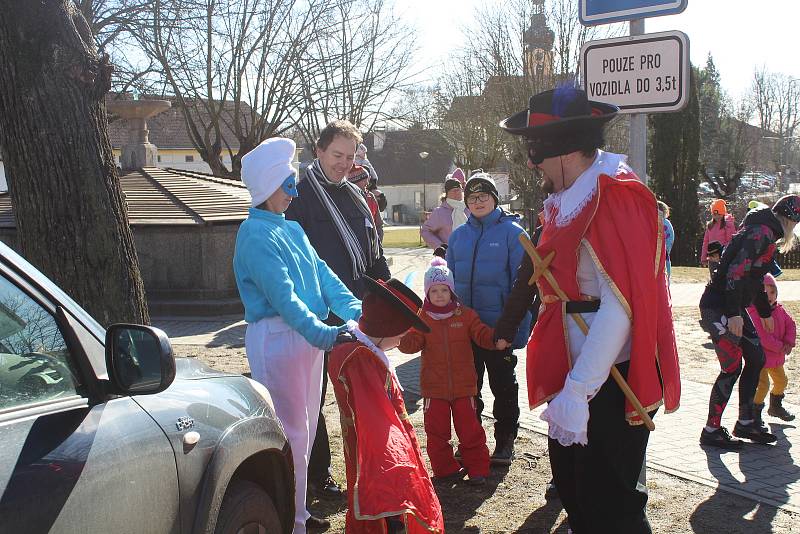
[305,160,379,280]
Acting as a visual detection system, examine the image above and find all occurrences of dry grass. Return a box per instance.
[382,227,425,248]
[671,266,800,284]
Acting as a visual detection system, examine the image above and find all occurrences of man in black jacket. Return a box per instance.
[285,120,391,501]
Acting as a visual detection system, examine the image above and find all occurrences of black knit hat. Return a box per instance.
[707,241,723,256]
[444,178,462,193]
[772,195,800,223]
[464,174,498,205]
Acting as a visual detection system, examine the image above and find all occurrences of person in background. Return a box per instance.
[348,164,383,242]
[699,196,800,449]
[706,241,723,277]
[747,274,796,422]
[234,137,362,533]
[355,142,380,184]
[286,119,391,500]
[421,172,469,249]
[447,173,531,464]
[657,201,674,281]
[701,199,735,266]
[398,257,496,485]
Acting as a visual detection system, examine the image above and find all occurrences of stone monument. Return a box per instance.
[107,99,171,170]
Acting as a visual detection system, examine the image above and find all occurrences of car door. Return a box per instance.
[0,268,181,534]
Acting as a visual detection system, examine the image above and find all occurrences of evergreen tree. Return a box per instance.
[697,54,724,172]
[649,67,703,265]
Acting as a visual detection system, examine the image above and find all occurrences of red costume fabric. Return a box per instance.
[526,170,680,424]
[328,342,445,533]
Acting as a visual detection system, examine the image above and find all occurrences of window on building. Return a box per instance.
[157,155,161,163]
[185,155,194,162]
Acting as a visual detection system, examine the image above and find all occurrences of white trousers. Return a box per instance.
[246,316,324,534]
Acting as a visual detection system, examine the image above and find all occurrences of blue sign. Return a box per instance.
[580,0,688,26]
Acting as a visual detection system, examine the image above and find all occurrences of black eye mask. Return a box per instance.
[526,129,605,165]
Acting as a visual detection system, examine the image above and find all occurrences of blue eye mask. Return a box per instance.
[282,173,299,197]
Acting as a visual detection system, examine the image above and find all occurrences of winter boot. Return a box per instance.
[754,402,767,431]
[768,394,796,421]
[490,434,515,465]
[733,420,777,444]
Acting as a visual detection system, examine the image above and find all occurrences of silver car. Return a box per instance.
[0,241,294,533]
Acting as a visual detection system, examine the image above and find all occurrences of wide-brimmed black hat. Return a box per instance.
[359,276,429,337]
[499,87,618,139]
[386,278,423,310]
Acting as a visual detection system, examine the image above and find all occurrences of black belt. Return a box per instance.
[565,300,601,314]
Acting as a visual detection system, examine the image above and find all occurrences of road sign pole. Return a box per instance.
[628,19,648,184]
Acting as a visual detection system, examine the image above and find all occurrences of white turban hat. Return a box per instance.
[241,137,296,207]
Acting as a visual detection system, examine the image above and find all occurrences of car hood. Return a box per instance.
[173,357,238,380]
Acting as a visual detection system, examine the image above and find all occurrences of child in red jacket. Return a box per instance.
[399,258,496,485]
[747,273,796,422]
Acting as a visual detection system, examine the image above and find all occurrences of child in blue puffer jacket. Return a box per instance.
[233,137,361,534]
[446,173,531,465]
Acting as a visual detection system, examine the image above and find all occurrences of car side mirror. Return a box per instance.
[105,324,176,395]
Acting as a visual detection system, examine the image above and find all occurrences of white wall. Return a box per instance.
[381,183,449,224]
[381,173,514,224]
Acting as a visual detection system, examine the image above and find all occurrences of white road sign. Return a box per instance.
[581,30,689,113]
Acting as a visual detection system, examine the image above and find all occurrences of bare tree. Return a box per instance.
[438,0,621,212]
[295,0,417,144]
[390,85,443,130]
[0,0,149,325]
[72,1,164,95]
[130,0,324,177]
[749,67,800,171]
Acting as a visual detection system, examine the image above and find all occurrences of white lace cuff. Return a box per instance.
[540,376,590,446]
[346,320,403,391]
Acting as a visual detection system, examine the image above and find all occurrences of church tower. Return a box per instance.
[524,0,555,83]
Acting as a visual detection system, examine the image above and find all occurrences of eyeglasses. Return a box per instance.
[466,193,491,204]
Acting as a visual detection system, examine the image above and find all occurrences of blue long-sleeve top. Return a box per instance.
[233,208,362,350]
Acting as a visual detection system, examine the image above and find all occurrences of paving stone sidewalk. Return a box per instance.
[154,249,800,514]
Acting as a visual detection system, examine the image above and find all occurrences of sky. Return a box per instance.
[399,0,800,101]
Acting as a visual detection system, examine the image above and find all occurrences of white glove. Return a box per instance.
[540,375,590,446]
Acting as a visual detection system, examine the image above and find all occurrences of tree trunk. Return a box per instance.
[0,0,149,326]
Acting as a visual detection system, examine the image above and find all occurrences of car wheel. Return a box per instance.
[214,479,283,534]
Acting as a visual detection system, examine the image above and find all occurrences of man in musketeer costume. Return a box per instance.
[499,86,681,533]
[328,276,444,534]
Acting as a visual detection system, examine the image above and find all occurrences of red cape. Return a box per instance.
[526,171,680,423]
[328,342,444,533]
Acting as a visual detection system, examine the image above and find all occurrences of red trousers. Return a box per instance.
[424,396,489,478]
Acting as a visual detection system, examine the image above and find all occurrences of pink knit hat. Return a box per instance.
[764,273,777,288]
[451,168,466,186]
[424,257,455,297]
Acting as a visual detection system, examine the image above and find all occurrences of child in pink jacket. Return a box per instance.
[701,199,736,265]
[747,273,796,422]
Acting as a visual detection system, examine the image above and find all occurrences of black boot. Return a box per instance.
[491,433,515,465]
[768,393,795,421]
[754,402,767,431]
[733,420,777,444]
[306,515,330,532]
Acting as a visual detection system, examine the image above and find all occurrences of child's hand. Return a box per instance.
[495,339,510,351]
[784,344,793,356]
